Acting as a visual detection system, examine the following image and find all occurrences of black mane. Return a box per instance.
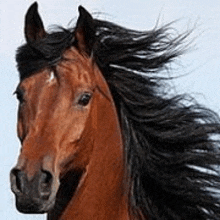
[16,19,220,220]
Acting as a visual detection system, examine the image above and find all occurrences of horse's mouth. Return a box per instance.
[13,170,83,214]
[15,195,55,214]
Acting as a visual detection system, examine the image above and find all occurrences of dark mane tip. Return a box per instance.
[16,16,220,220]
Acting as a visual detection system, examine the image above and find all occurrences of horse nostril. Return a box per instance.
[39,170,53,199]
[41,170,53,185]
[10,168,24,194]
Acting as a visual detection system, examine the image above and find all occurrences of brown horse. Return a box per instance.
[10,2,220,220]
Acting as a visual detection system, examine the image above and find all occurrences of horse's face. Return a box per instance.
[10,48,99,213]
[10,4,112,213]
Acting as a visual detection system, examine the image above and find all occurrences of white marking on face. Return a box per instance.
[47,71,55,83]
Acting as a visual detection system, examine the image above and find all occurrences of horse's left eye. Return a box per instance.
[78,93,92,106]
[14,88,25,104]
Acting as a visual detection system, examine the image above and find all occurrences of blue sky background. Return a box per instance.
[1,1,220,219]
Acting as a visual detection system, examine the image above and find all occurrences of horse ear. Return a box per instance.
[74,6,95,56]
[25,2,46,42]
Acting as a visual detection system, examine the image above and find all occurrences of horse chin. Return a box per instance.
[15,195,56,214]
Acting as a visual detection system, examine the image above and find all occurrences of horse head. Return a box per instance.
[10,3,125,216]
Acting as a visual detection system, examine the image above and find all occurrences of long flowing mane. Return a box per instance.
[16,17,220,220]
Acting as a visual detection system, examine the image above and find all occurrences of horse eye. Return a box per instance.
[14,89,24,103]
[78,93,92,106]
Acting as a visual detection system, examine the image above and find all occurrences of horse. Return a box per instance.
[10,2,220,220]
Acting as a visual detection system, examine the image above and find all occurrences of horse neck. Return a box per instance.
[49,73,129,220]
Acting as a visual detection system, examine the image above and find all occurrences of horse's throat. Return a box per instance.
[58,129,128,219]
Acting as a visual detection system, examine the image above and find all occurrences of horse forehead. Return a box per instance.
[65,62,93,85]
[19,69,49,90]
[60,49,95,86]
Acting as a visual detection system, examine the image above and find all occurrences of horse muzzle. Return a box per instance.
[10,167,57,213]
